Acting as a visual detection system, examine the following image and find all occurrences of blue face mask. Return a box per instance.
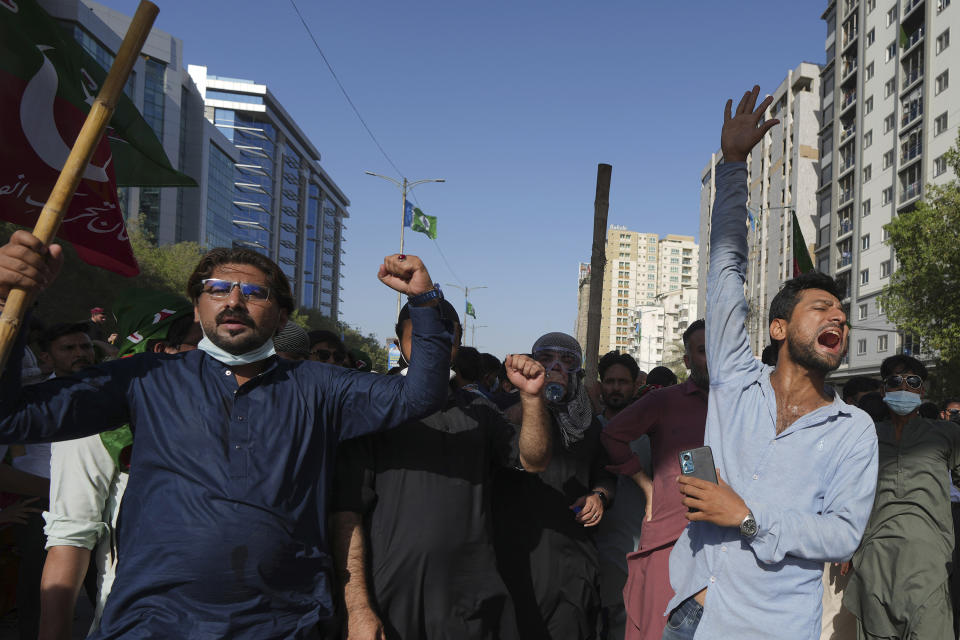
[197,326,276,366]
[883,390,923,416]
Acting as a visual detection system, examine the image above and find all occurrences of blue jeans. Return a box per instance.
[661,597,702,640]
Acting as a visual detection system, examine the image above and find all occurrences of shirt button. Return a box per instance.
[234,444,240,449]
[237,416,244,421]
[721,545,727,552]
[753,474,759,480]
[710,576,716,583]
[225,370,232,376]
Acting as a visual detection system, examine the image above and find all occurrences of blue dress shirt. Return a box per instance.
[0,306,452,638]
[665,162,878,639]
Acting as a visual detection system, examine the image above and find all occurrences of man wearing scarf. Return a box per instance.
[0,234,452,639]
[39,289,201,639]
[494,332,617,640]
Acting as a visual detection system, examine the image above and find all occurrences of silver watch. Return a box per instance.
[739,510,758,538]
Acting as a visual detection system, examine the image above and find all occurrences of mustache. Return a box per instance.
[216,310,255,327]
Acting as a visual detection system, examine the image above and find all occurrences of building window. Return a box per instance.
[881,260,891,277]
[867,0,876,11]
[862,199,871,217]
[882,149,894,169]
[867,28,876,46]
[857,339,868,355]
[864,96,874,114]
[882,186,893,204]
[939,0,951,11]
[936,71,950,94]
[882,227,890,242]
[860,268,870,285]
[864,130,873,148]
[859,303,868,320]
[863,165,872,182]
[884,78,896,97]
[883,113,895,133]
[886,6,897,25]
[934,155,948,176]
[935,113,949,135]
[937,29,951,54]
[877,298,884,314]
[866,62,875,80]
[861,234,871,250]
[878,335,889,352]
[886,42,897,61]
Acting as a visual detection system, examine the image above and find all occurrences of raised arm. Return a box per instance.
[503,354,552,472]
[336,255,452,441]
[707,86,779,385]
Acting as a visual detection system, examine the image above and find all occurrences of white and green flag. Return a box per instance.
[411,207,437,240]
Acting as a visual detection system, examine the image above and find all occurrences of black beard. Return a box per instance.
[787,335,842,374]
[604,395,629,411]
[690,366,710,389]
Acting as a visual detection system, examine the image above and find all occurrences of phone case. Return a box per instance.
[679,446,718,512]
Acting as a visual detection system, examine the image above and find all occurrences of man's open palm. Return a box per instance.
[721,85,780,163]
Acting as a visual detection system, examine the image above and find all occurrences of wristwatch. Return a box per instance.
[739,510,758,538]
[408,284,443,307]
[592,490,609,508]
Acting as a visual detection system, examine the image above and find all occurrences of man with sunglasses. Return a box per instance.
[843,355,960,639]
[663,86,879,639]
[308,329,347,366]
[0,232,453,639]
[942,398,960,425]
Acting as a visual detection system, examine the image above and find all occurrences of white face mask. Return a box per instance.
[197,326,276,366]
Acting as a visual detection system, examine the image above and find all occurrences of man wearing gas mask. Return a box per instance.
[494,332,617,640]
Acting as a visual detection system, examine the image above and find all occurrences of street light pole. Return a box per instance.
[445,283,487,345]
[365,171,445,318]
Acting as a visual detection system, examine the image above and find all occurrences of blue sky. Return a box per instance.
[110,1,828,357]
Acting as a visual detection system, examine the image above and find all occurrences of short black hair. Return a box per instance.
[308,329,344,351]
[163,315,198,349]
[842,376,882,402]
[186,247,294,313]
[453,346,482,383]
[768,271,843,327]
[598,351,640,382]
[857,391,889,422]
[394,299,461,341]
[479,353,502,377]
[880,354,928,380]
[941,398,960,411]
[682,319,705,348]
[38,322,91,352]
[646,366,678,387]
[760,344,779,366]
[919,402,941,419]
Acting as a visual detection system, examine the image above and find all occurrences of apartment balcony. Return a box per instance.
[903,0,924,16]
[901,102,923,128]
[902,27,925,54]
[842,59,858,79]
[900,182,922,203]
[837,218,854,237]
[901,141,923,164]
[839,157,856,176]
[841,91,857,112]
[839,189,855,205]
[840,125,857,141]
[842,29,859,49]
[901,67,924,90]
[837,252,853,270]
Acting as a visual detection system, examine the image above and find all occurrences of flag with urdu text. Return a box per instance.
[0,0,196,276]
[410,207,437,240]
[792,211,815,277]
[466,301,476,318]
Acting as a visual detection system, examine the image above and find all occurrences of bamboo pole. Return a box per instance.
[583,164,612,384]
[0,1,159,372]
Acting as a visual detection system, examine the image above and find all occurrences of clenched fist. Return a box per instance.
[504,354,546,397]
[377,254,433,298]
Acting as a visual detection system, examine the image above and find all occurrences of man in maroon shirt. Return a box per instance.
[600,319,708,640]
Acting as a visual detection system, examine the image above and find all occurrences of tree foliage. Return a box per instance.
[880,131,960,369]
[0,220,387,370]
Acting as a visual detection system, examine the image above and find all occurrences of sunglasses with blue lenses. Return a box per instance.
[201,278,271,302]
[884,374,923,390]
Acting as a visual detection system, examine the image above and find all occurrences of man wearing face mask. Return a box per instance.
[843,354,960,639]
[494,332,617,640]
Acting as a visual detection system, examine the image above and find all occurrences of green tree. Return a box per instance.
[880,131,960,398]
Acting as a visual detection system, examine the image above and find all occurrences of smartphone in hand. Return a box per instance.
[679,446,718,512]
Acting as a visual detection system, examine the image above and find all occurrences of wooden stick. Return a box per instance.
[0,1,158,372]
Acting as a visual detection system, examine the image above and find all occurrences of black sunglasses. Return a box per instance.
[884,374,923,390]
[312,348,346,363]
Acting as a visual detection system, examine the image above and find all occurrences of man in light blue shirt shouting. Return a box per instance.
[662,86,879,639]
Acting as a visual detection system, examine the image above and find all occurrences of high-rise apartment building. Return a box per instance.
[188,66,349,317]
[817,0,957,377]
[698,63,821,356]
[579,226,699,367]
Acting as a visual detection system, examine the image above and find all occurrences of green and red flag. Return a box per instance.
[792,210,815,276]
[0,0,195,276]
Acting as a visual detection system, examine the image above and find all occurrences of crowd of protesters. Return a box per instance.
[0,85,957,640]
